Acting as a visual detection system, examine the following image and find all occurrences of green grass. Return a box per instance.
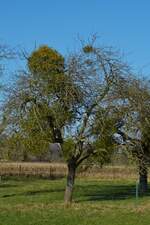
[0,177,150,225]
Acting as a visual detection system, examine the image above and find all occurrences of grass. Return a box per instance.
[0,177,150,224]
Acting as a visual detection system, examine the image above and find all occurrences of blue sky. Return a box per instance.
[1,0,150,79]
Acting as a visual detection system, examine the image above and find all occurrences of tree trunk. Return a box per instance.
[64,161,76,205]
[139,160,148,194]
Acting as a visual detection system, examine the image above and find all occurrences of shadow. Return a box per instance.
[1,188,65,198]
[75,183,150,202]
[2,193,16,198]
[24,188,64,196]
[2,175,65,181]
[0,184,19,188]
[0,177,65,198]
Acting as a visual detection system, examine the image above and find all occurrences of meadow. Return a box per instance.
[0,163,149,225]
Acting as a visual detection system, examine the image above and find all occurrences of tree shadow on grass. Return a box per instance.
[2,175,64,181]
[75,183,150,202]
[1,188,65,198]
[0,184,19,188]
[24,188,64,196]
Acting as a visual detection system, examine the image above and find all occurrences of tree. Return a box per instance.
[3,41,129,204]
[113,76,150,193]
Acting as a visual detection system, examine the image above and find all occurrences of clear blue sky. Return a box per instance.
[1,0,150,78]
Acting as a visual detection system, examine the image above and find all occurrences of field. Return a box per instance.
[0,162,138,179]
[0,163,150,225]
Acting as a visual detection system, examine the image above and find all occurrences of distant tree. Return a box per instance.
[113,77,150,193]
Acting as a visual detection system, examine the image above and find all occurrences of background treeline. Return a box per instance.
[0,37,149,204]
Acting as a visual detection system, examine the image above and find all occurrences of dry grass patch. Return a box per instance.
[0,162,140,180]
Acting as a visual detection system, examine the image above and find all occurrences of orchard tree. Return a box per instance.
[113,76,150,193]
[3,41,129,204]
